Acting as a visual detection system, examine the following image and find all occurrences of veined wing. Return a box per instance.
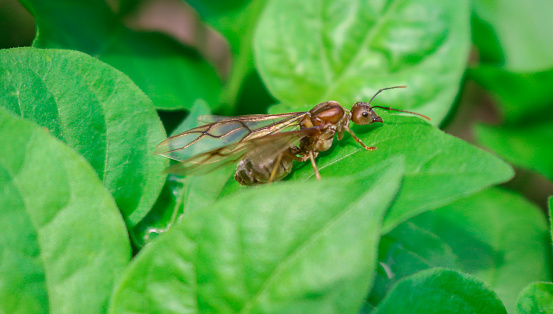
[155,112,306,161]
[163,127,320,176]
[197,113,297,124]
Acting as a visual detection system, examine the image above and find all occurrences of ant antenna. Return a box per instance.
[369,86,431,121]
[368,86,406,105]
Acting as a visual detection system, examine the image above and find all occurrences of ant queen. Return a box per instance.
[155,86,430,185]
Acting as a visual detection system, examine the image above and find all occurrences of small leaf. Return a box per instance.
[0,47,167,226]
[255,0,470,123]
[412,188,552,312]
[373,268,507,314]
[0,108,131,313]
[369,222,460,305]
[109,158,404,313]
[516,282,553,314]
[21,0,222,110]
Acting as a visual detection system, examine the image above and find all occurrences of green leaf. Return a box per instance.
[476,122,553,182]
[21,0,222,110]
[471,66,553,181]
[255,0,470,123]
[109,158,404,313]
[186,0,262,54]
[185,0,268,109]
[185,0,251,21]
[116,0,143,16]
[470,66,553,123]
[369,222,460,305]
[129,175,185,248]
[373,268,507,314]
[472,0,553,71]
[132,100,233,248]
[516,282,553,314]
[261,113,513,232]
[412,188,552,312]
[550,196,553,245]
[0,47,167,226]
[171,101,240,217]
[0,108,131,313]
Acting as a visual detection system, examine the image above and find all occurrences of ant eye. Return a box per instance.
[362,112,369,117]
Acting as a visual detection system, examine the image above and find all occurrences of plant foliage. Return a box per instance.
[1,0,552,313]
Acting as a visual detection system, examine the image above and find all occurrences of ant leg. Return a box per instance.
[268,152,284,184]
[292,149,317,162]
[309,151,321,180]
[344,126,376,151]
[292,155,309,162]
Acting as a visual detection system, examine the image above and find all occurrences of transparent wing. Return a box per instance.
[163,127,319,176]
[197,114,295,124]
[155,112,306,161]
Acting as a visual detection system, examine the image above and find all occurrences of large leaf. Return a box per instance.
[109,158,404,313]
[0,108,131,313]
[516,282,553,314]
[21,0,222,110]
[255,0,470,123]
[472,0,553,71]
[373,268,507,314]
[0,47,167,226]
[221,113,513,232]
[411,188,552,313]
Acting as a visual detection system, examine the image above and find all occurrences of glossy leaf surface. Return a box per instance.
[0,108,130,313]
[0,47,167,226]
[110,159,404,313]
[220,113,514,232]
[255,0,470,123]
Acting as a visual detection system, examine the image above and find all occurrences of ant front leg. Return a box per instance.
[344,126,376,151]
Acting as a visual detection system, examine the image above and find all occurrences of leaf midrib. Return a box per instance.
[320,0,400,101]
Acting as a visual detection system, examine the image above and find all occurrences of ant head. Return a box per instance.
[351,102,383,125]
[350,86,430,125]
